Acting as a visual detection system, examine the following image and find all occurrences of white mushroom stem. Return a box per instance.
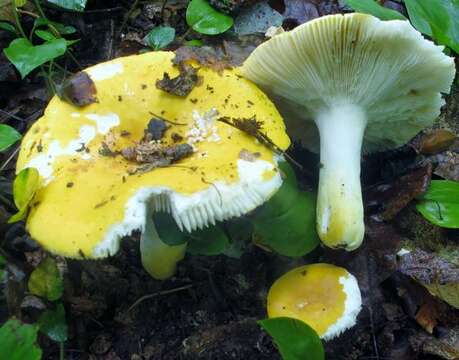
[140,209,187,280]
[314,103,367,250]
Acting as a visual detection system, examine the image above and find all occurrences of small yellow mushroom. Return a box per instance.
[267,263,362,340]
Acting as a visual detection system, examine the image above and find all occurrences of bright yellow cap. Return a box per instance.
[267,263,361,340]
[16,51,290,259]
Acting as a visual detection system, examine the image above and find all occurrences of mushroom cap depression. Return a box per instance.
[242,13,455,153]
[17,51,290,258]
[267,263,362,340]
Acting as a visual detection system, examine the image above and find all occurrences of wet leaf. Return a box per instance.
[47,0,87,11]
[186,0,234,35]
[144,26,175,51]
[416,180,459,228]
[259,317,324,360]
[0,124,21,151]
[0,319,42,360]
[38,303,68,342]
[398,249,459,309]
[418,130,456,155]
[187,226,230,255]
[253,162,319,257]
[156,62,200,97]
[433,152,459,181]
[365,165,432,221]
[283,0,319,25]
[28,257,63,301]
[345,0,406,20]
[234,2,283,36]
[3,38,67,78]
[59,71,98,107]
[9,167,40,223]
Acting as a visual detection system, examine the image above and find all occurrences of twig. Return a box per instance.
[11,0,27,38]
[126,284,193,313]
[0,146,20,172]
[149,112,187,126]
[118,0,140,38]
[217,117,304,171]
[0,109,26,122]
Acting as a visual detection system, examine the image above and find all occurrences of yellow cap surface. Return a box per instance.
[17,51,290,258]
[267,263,361,340]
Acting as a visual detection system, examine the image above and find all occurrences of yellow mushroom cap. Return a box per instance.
[16,51,290,259]
[267,263,362,340]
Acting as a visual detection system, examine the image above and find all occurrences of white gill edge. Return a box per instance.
[322,272,362,341]
[92,156,284,257]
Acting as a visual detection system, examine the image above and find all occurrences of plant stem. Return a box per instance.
[118,0,140,37]
[59,342,64,360]
[11,0,27,38]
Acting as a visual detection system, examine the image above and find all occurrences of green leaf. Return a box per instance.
[253,162,319,257]
[259,317,324,360]
[144,26,175,51]
[0,124,21,151]
[4,38,67,78]
[187,226,230,255]
[35,29,56,41]
[28,258,63,301]
[12,167,39,210]
[0,319,42,360]
[186,0,234,35]
[155,212,231,255]
[154,213,187,246]
[0,21,17,33]
[411,0,459,53]
[345,0,406,20]
[416,180,459,228]
[46,0,87,11]
[185,39,204,47]
[403,0,432,36]
[34,17,76,35]
[38,303,68,342]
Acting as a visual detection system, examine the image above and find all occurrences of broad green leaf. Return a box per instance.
[403,0,432,36]
[4,38,67,78]
[0,21,16,33]
[35,29,56,41]
[0,319,42,360]
[253,162,319,257]
[154,213,187,246]
[46,0,87,12]
[34,17,76,35]
[155,212,230,255]
[186,0,234,35]
[144,26,175,50]
[28,258,63,301]
[413,0,459,53]
[12,167,39,210]
[38,303,68,342]
[345,0,406,20]
[259,317,324,360]
[416,180,459,228]
[8,205,28,223]
[0,124,21,151]
[15,0,27,6]
[187,225,230,255]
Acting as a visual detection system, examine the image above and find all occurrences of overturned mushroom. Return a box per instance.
[17,51,290,279]
[242,13,455,250]
[267,263,362,340]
